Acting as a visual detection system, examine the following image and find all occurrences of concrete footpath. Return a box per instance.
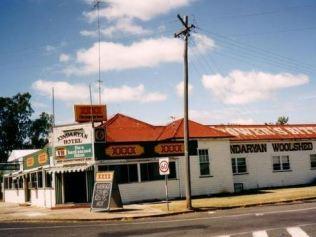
[0,202,174,222]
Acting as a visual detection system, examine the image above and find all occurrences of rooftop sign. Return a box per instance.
[74,105,107,123]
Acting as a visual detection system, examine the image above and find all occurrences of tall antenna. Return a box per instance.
[52,87,55,127]
[93,0,103,104]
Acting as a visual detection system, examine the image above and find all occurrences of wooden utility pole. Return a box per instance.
[174,15,195,210]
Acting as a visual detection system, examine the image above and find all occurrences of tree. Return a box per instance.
[276,116,289,125]
[29,112,53,148]
[0,93,52,162]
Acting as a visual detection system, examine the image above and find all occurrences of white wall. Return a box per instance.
[187,139,234,196]
[232,140,316,190]
[4,189,25,203]
[30,189,55,208]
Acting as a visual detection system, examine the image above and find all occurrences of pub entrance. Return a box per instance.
[64,172,87,203]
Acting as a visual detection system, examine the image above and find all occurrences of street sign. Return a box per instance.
[159,158,170,175]
[0,163,20,170]
[159,158,170,211]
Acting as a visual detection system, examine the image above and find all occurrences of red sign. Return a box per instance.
[74,105,107,123]
[154,143,184,155]
[105,145,144,157]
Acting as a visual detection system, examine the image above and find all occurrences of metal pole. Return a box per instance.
[165,175,169,211]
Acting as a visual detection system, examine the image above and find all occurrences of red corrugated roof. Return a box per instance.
[211,124,316,141]
[101,114,232,142]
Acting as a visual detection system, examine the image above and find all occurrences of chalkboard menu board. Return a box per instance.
[91,171,123,212]
[91,182,112,211]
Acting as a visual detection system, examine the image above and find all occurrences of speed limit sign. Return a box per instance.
[159,158,170,175]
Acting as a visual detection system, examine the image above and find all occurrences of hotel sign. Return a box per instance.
[95,141,198,160]
[75,105,107,123]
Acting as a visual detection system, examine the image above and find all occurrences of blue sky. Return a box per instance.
[1,0,316,125]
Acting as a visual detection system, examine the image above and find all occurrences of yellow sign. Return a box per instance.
[26,156,34,168]
[96,171,113,182]
[38,152,48,165]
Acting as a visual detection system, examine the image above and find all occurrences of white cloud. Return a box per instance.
[32,80,89,102]
[84,0,191,22]
[202,70,309,104]
[45,45,57,52]
[102,84,166,103]
[80,30,98,37]
[189,109,255,124]
[32,80,166,103]
[59,53,70,63]
[64,35,214,75]
[191,33,216,54]
[176,81,193,97]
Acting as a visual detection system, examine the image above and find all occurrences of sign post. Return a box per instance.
[159,158,170,211]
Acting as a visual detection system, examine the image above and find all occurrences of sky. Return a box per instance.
[1,0,316,125]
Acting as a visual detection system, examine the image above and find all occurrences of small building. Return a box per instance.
[3,112,316,207]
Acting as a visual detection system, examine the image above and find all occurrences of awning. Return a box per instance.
[47,164,93,174]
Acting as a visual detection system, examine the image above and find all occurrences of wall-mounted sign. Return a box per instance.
[23,148,50,170]
[105,144,144,157]
[0,163,20,171]
[55,144,93,162]
[272,142,313,152]
[75,105,107,123]
[95,140,198,160]
[154,143,184,155]
[94,127,106,142]
[95,171,113,182]
[231,144,267,154]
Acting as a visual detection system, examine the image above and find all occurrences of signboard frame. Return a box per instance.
[74,105,107,123]
[90,182,113,212]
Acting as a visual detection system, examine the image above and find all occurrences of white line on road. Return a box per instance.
[252,230,268,237]
[287,226,310,237]
[1,206,316,232]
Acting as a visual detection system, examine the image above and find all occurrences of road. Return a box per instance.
[1,201,316,237]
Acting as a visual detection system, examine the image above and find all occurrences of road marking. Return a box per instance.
[252,230,268,237]
[1,206,316,232]
[208,211,216,214]
[255,213,264,216]
[287,226,310,237]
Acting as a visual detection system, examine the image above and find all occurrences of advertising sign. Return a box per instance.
[91,171,123,212]
[23,148,50,170]
[53,124,94,163]
[74,105,107,123]
[94,140,198,160]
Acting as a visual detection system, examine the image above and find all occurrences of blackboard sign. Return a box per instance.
[91,182,112,211]
[91,171,123,212]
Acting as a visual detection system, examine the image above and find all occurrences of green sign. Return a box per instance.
[23,148,50,170]
[0,163,20,170]
[55,144,93,161]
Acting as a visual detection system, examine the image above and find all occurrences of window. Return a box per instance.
[45,172,52,188]
[198,149,210,176]
[99,164,138,184]
[273,155,290,171]
[4,178,8,189]
[311,154,316,169]
[30,172,38,188]
[140,162,176,182]
[37,172,43,188]
[18,177,23,189]
[232,158,247,174]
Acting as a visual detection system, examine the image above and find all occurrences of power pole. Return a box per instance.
[174,15,195,210]
[93,0,103,104]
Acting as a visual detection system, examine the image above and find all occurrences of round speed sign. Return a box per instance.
[159,158,170,175]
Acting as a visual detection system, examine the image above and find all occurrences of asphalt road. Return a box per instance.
[1,201,316,237]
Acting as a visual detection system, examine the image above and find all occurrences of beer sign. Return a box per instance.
[74,105,107,123]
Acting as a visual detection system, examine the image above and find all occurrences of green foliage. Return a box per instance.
[29,112,53,148]
[0,93,53,162]
[276,116,289,125]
